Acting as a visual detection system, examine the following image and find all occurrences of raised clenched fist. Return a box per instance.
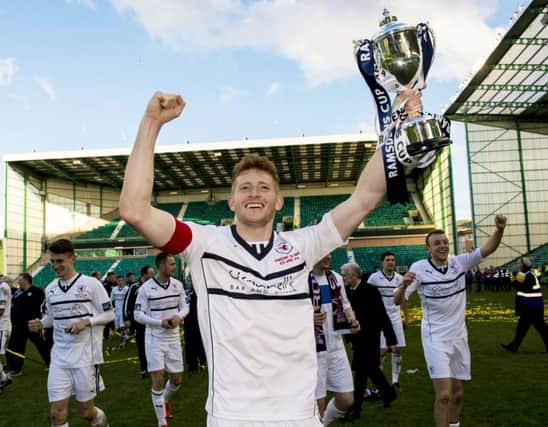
[144,91,186,126]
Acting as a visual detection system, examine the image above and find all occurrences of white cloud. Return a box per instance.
[267,82,280,96]
[8,93,30,110]
[111,0,503,85]
[0,58,18,86]
[65,0,96,9]
[220,85,246,104]
[35,77,56,100]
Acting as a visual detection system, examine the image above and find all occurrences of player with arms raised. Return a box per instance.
[119,89,422,426]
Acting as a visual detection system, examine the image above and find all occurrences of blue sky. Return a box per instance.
[0,0,526,227]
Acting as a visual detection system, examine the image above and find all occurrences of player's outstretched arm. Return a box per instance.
[331,90,422,240]
[480,214,507,258]
[119,92,186,248]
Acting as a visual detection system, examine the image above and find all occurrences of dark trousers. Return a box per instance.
[184,324,206,372]
[103,321,114,340]
[6,322,52,372]
[351,337,394,414]
[134,322,147,372]
[508,310,548,351]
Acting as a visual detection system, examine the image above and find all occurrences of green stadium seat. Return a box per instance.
[353,245,426,274]
[32,259,117,288]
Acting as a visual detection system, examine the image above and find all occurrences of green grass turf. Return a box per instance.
[1,291,547,426]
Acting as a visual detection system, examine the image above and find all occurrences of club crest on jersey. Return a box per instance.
[275,243,293,254]
[75,284,87,299]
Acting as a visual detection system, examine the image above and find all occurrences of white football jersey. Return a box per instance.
[0,281,11,330]
[111,286,128,314]
[311,271,351,353]
[182,212,343,421]
[405,249,483,340]
[135,277,187,341]
[44,273,113,368]
[367,271,404,318]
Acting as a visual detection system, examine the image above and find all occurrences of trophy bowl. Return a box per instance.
[373,23,421,90]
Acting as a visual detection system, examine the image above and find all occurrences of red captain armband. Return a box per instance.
[158,218,193,255]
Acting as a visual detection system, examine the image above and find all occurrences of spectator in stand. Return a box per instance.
[91,271,102,282]
[5,273,52,376]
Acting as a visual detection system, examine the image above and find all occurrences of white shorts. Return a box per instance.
[47,365,105,402]
[422,335,471,380]
[207,415,323,427]
[114,310,125,329]
[315,349,354,400]
[380,316,406,348]
[145,335,183,373]
[0,327,11,355]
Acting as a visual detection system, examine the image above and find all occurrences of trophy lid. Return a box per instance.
[372,9,415,42]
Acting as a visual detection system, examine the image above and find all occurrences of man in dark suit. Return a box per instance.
[6,272,51,374]
[123,264,154,378]
[341,262,397,420]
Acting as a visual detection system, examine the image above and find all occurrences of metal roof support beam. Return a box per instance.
[154,155,185,192]
[504,37,548,46]
[516,121,532,254]
[179,152,213,190]
[447,114,547,123]
[85,159,123,189]
[37,160,76,183]
[457,100,547,109]
[470,83,548,91]
[490,63,548,72]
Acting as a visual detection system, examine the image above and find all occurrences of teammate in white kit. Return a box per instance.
[119,90,422,426]
[28,239,114,427]
[135,252,189,427]
[394,216,506,427]
[110,275,129,348]
[310,253,359,426]
[367,251,408,388]
[0,275,13,391]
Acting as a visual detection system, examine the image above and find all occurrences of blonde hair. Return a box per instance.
[231,153,280,192]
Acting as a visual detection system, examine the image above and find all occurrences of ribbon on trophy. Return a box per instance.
[356,38,409,204]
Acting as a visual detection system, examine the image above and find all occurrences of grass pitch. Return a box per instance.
[2,291,547,426]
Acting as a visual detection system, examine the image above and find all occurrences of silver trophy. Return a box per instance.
[355,9,452,203]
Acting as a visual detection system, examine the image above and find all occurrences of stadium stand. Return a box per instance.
[501,242,548,272]
[330,247,349,272]
[32,256,183,288]
[183,201,234,225]
[300,195,348,226]
[300,195,421,228]
[353,245,426,274]
[76,219,120,241]
[33,259,117,288]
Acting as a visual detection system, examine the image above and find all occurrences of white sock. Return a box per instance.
[391,353,402,384]
[163,379,181,401]
[449,423,460,427]
[0,360,6,381]
[152,388,166,426]
[53,423,69,427]
[322,398,346,426]
[90,407,108,427]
